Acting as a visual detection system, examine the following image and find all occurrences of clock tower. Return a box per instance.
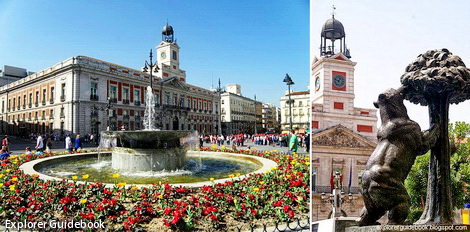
[311,14,377,141]
[156,23,186,82]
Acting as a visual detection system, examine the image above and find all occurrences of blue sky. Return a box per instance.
[311,0,470,127]
[0,0,309,106]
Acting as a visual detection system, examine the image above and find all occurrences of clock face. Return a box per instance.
[333,74,346,89]
[160,52,166,59]
[315,77,321,91]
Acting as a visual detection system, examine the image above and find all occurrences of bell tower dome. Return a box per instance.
[320,8,351,58]
[156,23,186,82]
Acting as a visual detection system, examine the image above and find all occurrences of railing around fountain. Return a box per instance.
[205,217,310,232]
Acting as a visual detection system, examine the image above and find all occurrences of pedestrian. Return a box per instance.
[2,135,10,152]
[74,135,82,151]
[0,149,10,160]
[305,133,310,153]
[288,130,299,155]
[46,137,53,153]
[35,133,44,152]
[25,147,34,156]
[65,134,73,153]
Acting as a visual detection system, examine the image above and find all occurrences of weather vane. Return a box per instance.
[332,5,336,18]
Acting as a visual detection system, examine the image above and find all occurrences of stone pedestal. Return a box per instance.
[112,147,186,172]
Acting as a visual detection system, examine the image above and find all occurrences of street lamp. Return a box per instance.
[92,97,113,131]
[283,73,294,131]
[143,49,159,89]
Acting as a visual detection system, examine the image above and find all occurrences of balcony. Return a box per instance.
[23,105,26,109]
[41,116,45,120]
[35,102,39,107]
[17,106,20,110]
[50,115,54,119]
[90,94,99,101]
[60,113,65,118]
[109,98,117,103]
[34,116,38,120]
[28,103,32,108]
[123,115,130,120]
[134,101,141,106]
[122,99,130,104]
[28,117,31,121]
[50,97,54,104]
[60,96,66,102]
[42,100,46,106]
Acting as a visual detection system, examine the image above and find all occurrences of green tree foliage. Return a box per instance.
[405,121,470,222]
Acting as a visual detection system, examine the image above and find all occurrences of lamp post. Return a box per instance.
[143,49,159,89]
[283,73,294,131]
[254,94,257,135]
[92,97,113,131]
[143,49,160,129]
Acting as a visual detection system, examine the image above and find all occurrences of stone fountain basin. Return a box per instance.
[100,130,194,149]
[19,150,278,188]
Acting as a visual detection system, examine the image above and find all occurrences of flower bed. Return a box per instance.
[0,148,309,231]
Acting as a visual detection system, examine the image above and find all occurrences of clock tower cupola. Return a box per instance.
[156,23,186,82]
[311,9,377,140]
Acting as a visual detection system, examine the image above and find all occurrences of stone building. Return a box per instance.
[0,24,220,137]
[220,84,261,135]
[261,103,280,132]
[280,90,310,132]
[0,65,33,87]
[310,14,378,221]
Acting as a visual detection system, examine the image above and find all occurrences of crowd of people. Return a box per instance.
[198,130,310,153]
[0,133,99,160]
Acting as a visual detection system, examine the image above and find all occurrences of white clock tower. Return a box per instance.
[310,14,377,141]
[156,23,186,82]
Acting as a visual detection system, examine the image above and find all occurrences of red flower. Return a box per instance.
[283,205,290,212]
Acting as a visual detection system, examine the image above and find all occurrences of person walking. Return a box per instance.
[288,130,299,155]
[2,135,10,152]
[35,133,44,152]
[65,134,72,153]
[46,137,53,153]
[0,149,10,160]
[74,134,82,151]
[305,132,310,153]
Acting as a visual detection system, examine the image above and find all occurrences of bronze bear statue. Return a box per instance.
[357,88,439,226]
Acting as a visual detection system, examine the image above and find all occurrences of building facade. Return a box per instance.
[261,103,279,132]
[220,84,261,135]
[0,24,220,137]
[280,90,310,132]
[310,14,379,222]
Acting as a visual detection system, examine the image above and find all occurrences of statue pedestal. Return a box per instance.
[345,225,469,232]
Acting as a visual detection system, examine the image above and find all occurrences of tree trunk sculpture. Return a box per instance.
[400,48,470,224]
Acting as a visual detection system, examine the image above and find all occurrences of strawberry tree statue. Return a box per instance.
[401,48,470,224]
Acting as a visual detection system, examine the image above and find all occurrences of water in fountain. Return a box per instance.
[143,86,156,130]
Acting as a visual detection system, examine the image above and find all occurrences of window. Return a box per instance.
[123,87,129,100]
[23,95,26,107]
[299,101,302,106]
[187,99,190,107]
[165,95,170,105]
[35,91,39,104]
[91,83,97,96]
[61,83,66,98]
[172,51,177,60]
[12,98,16,110]
[109,86,117,101]
[134,89,140,104]
[29,93,32,106]
[42,89,46,103]
[50,109,54,118]
[50,87,55,101]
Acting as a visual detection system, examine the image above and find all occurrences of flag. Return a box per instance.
[330,169,334,191]
[348,161,353,193]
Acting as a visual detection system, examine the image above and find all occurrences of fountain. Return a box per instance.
[20,85,277,187]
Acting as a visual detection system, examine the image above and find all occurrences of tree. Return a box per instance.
[401,49,470,224]
[405,121,470,222]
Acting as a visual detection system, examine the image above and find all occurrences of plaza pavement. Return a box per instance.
[5,136,309,156]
